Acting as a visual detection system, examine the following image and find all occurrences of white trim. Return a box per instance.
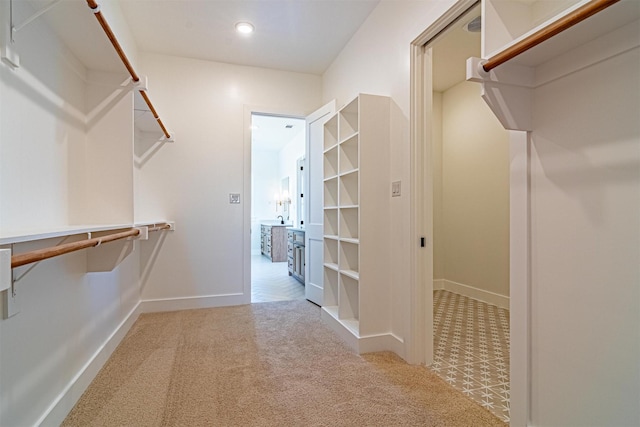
[408,0,478,367]
[320,309,405,358]
[436,279,509,310]
[37,301,142,426]
[433,279,445,290]
[508,130,530,427]
[243,105,311,308]
[139,293,246,313]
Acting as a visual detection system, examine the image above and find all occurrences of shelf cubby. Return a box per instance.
[324,177,338,208]
[339,98,359,141]
[324,237,339,268]
[324,266,339,308]
[339,240,359,276]
[339,171,358,207]
[339,134,359,174]
[324,115,338,151]
[339,273,360,323]
[323,208,338,237]
[339,207,359,240]
[324,146,339,178]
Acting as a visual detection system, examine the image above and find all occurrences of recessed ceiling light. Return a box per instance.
[235,22,255,34]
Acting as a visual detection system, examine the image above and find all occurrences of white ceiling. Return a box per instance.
[252,114,305,152]
[432,5,481,92]
[119,0,381,75]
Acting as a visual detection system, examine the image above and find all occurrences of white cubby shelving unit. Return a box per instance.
[320,94,400,354]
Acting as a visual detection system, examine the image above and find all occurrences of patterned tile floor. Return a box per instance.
[431,290,511,423]
[251,254,305,303]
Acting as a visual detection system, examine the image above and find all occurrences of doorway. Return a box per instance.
[412,2,512,423]
[250,113,306,303]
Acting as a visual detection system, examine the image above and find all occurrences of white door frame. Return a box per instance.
[243,105,309,304]
[408,1,530,425]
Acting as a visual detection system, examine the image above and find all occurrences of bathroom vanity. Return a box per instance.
[260,224,288,262]
[287,228,305,284]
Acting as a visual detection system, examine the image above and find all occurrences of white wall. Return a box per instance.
[251,149,280,253]
[436,81,510,298]
[323,0,456,355]
[528,28,640,426]
[136,53,321,305]
[0,3,143,425]
[0,1,86,231]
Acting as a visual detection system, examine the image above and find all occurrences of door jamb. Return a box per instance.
[408,0,478,367]
[409,1,530,425]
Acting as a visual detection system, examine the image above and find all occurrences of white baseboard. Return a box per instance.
[140,293,248,313]
[321,307,405,359]
[435,279,509,310]
[38,302,142,426]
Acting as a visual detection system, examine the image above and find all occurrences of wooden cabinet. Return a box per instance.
[287,229,305,284]
[260,224,288,262]
[321,94,400,353]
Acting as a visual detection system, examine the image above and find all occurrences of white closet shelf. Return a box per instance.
[340,237,359,245]
[339,132,359,144]
[0,221,173,245]
[324,262,339,272]
[484,0,637,69]
[339,168,359,177]
[323,144,339,154]
[340,269,360,281]
[324,235,339,241]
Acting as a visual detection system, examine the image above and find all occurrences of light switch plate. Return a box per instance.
[392,181,401,197]
[229,193,241,204]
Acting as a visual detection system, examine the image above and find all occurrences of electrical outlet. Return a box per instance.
[392,181,401,197]
[229,193,241,204]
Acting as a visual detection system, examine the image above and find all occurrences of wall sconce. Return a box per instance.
[275,191,291,209]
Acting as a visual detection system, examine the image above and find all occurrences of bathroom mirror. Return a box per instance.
[281,177,290,221]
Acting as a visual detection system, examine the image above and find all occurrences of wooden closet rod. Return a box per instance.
[11,229,140,269]
[85,0,171,140]
[147,223,171,233]
[482,0,620,72]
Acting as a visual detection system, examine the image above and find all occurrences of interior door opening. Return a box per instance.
[425,3,512,422]
[250,113,307,303]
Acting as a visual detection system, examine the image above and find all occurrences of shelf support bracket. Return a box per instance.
[1,0,19,68]
[11,0,64,35]
[1,248,20,319]
[466,57,535,132]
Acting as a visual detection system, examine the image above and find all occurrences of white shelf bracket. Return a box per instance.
[11,0,64,35]
[466,57,535,132]
[1,0,19,68]
[1,248,20,319]
[135,226,149,241]
[0,249,11,293]
[134,75,149,92]
[161,131,175,143]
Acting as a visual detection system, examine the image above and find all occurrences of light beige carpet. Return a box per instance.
[63,300,506,426]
